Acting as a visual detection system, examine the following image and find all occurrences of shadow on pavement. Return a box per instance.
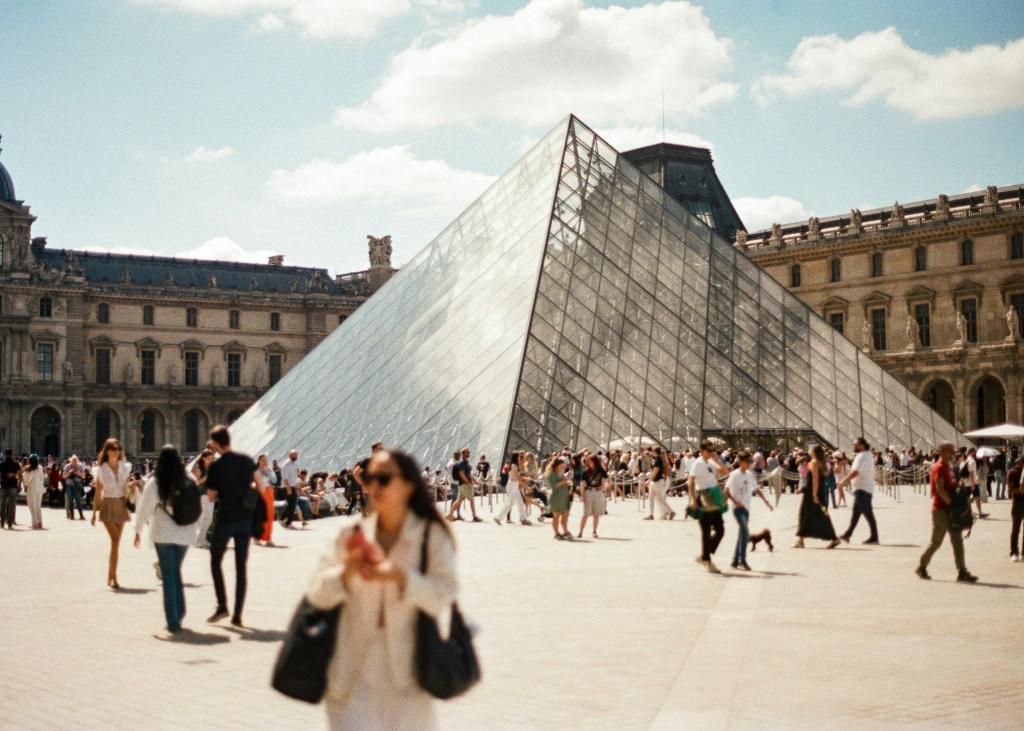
[593,537,632,542]
[113,587,155,595]
[155,629,231,645]
[876,543,920,548]
[221,626,287,643]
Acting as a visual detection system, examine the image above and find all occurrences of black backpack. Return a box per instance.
[165,481,202,526]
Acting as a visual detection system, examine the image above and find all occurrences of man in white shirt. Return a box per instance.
[837,436,879,544]
[725,450,773,571]
[280,449,301,529]
[688,439,730,573]
[965,448,988,518]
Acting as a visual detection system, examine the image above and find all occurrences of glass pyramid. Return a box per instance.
[229,116,962,469]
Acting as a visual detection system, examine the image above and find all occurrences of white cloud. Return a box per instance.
[753,28,1024,120]
[186,145,235,163]
[334,0,736,131]
[133,0,460,40]
[267,146,496,217]
[253,12,283,31]
[733,196,810,232]
[959,183,984,194]
[176,236,280,263]
[598,126,713,152]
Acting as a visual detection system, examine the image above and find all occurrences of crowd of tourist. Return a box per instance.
[2,426,1023,728]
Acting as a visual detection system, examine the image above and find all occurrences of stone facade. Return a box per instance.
[735,185,1024,435]
[0,148,395,459]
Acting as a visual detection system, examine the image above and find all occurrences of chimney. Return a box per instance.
[267,254,284,267]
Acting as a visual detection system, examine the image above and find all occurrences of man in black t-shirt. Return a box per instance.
[0,450,21,530]
[205,425,262,627]
[446,448,481,522]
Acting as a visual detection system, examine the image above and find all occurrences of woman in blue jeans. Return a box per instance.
[134,445,200,634]
[724,450,773,571]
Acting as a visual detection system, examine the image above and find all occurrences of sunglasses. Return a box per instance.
[363,471,396,488]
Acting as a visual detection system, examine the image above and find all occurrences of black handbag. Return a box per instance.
[271,597,341,703]
[414,522,481,699]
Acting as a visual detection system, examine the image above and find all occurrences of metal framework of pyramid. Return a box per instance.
[229,116,963,469]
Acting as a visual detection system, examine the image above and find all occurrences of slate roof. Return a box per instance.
[35,247,345,294]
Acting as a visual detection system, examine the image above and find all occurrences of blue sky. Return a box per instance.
[2,0,1022,274]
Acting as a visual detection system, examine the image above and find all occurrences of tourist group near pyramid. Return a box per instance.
[230,116,963,470]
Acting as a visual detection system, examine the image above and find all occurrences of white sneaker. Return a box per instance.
[1012,555,1020,562]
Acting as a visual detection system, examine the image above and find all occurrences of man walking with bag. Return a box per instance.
[206,425,263,627]
[916,440,977,583]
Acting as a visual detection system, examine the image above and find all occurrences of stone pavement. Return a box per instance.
[1,487,1021,730]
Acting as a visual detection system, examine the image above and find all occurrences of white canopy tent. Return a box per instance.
[962,423,1024,440]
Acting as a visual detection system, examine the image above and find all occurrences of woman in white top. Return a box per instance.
[91,437,132,589]
[306,448,458,731]
[494,451,530,526]
[134,445,200,633]
[23,454,46,530]
[192,449,216,548]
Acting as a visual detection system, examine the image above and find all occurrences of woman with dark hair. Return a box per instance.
[794,444,841,549]
[546,455,573,540]
[24,454,46,530]
[92,437,132,589]
[494,451,530,526]
[306,448,458,730]
[192,448,216,548]
[644,447,676,521]
[134,445,200,633]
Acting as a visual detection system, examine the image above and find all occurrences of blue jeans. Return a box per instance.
[732,507,750,565]
[65,482,85,517]
[155,543,188,630]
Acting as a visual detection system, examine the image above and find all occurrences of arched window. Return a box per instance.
[790,263,801,288]
[914,246,927,272]
[975,377,1005,429]
[140,409,160,453]
[960,239,974,266]
[926,381,955,426]
[95,409,112,453]
[183,409,207,453]
[39,297,53,318]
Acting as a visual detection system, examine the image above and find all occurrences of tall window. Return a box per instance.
[97,303,110,323]
[790,263,801,287]
[828,312,844,335]
[141,350,156,385]
[871,309,886,351]
[39,297,53,318]
[186,307,198,328]
[95,348,111,385]
[829,258,841,283]
[270,312,281,331]
[184,351,199,386]
[914,246,927,272]
[140,410,157,453]
[269,353,282,385]
[960,298,978,343]
[914,303,931,347]
[184,410,201,453]
[37,343,54,382]
[871,252,883,277]
[1011,293,1024,338]
[960,239,974,265]
[1012,232,1024,260]
[143,305,154,326]
[227,352,241,387]
[229,310,240,329]
[95,410,112,454]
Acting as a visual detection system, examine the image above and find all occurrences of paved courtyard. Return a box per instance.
[1,486,1020,730]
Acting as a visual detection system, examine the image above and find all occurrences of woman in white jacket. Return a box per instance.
[23,454,46,529]
[306,448,458,731]
[133,445,200,633]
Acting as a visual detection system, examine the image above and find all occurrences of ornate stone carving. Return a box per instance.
[167,364,177,385]
[254,368,264,388]
[53,298,66,317]
[905,315,919,350]
[770,223,783,243]
[211,365,220,386]
[734,229,748,246]
[935,194,950,216]
[62,359,73,380]
[208,274,218,288]
[891,201,905,225]
[984,185,999,209]
[862,318,872,352]
[121,268,133,284]
[955,311,968,346]
[1007,305,1020,341]
[807,217,820,237]
[850,208,862,229]
[122,362,134,383]
[368,235,393,268]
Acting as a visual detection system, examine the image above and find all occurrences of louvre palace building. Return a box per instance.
[0,140,394,459]
[735,187,1024,435]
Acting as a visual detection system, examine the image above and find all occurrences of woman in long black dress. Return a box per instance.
[793,444,841,549]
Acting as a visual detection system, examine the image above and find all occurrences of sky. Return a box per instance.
[2,0,1023,275]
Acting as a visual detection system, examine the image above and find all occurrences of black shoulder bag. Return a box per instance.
[271,595,342,703]
[414,522,481,699]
